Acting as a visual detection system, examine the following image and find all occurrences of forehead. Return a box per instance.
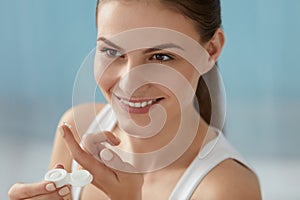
[97,1,200,41]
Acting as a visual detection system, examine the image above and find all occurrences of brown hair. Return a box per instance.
[96,0,223,127]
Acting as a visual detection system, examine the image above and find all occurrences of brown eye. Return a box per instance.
[150,54,173,62]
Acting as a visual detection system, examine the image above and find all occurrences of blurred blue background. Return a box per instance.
[1,0,299,199]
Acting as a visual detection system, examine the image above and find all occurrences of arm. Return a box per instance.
[8,103,104,200]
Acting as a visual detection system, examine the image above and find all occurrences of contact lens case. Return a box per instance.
[44,168,93,187]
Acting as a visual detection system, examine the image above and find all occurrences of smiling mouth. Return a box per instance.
[116,96,164,108]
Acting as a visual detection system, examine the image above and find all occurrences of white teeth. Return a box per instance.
[119,98,158,108]
[141,102,147,107]
[134,102,141,107]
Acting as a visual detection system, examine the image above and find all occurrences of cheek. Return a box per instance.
[170,58,201,91]
[94,63,119,100]
[176,66,200,92]
[188,71,200,91]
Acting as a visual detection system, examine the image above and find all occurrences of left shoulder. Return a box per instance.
[191,159,262,200]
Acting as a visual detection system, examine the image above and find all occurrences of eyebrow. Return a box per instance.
[143,43,184,54]
[97,37,125,52]
[97,37,184,53]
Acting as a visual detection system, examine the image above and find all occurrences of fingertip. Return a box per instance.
[58,186,70,196]
[45,182,56,192]
[54,163,65,169]
[58,122,72,138]
[63,121,72,129]
[100,149,138,173]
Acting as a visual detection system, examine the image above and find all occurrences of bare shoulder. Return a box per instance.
[191,159,262,200]
[49,103,107,170]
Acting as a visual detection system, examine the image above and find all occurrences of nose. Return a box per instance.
[122,51,146,72]
[117,52,147,95]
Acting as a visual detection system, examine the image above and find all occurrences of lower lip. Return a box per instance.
[118,100,161,114]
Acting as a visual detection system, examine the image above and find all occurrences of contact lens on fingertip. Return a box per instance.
[44,169,93,187]
[63,121,72,129]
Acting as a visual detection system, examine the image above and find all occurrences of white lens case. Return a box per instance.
[44,169,93,187]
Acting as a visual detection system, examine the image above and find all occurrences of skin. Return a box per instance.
[8,1,262,199]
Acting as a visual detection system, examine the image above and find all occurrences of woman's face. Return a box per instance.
[94,1,207,129]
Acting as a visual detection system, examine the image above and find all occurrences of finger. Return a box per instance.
[100,148,138,173]
[20,186,72,200]
[8,181,56,200]
[59,124,113,181]
[57,186,71,198]
[103,131,121,145]
[81,131,120,161]
[54,163,65,169]
[59,125,97,166]
[81,132,107,156]
[21,191,64,200]
[83,131,120,146]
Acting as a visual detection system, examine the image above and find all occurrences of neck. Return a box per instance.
[112,104,210,172]
[118,104,197,151]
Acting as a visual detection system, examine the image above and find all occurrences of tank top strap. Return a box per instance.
[85,104,117,134]
[169,128,255,200]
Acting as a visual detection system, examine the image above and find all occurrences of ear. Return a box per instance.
[204,28,225,63]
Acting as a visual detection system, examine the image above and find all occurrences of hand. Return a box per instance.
[59,124,144,200]
[8,164,72,200]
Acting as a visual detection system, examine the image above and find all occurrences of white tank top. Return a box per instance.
[72,104,255,200]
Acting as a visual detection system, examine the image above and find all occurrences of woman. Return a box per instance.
[8,0,262,199]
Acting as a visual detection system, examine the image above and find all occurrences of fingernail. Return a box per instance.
[58,186,70,196]
[113,134,121,143]
[107,135,121,145]
[63,121,72,129]
[45,183,56,192]
[55,163,64,169]
[100,149,113,161]
[104,132,120,145]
